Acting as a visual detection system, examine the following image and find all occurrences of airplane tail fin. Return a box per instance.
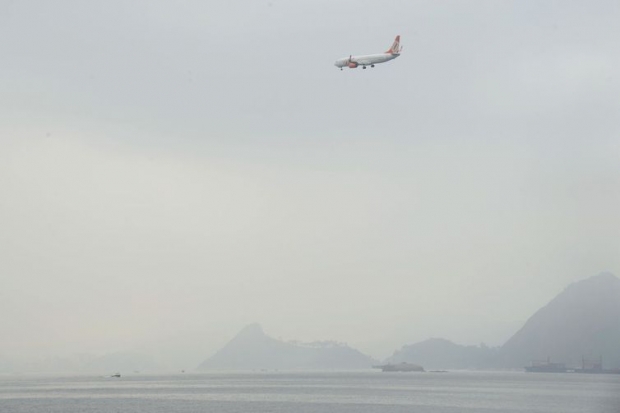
[386,35,402,55]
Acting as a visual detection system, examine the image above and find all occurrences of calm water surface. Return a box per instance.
[1,371,619,413]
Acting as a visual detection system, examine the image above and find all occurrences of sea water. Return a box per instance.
[1,371,619,413]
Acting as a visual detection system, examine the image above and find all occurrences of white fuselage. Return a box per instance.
[334,53,399,69]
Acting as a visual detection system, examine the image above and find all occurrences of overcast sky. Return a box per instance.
[1,0,619,366]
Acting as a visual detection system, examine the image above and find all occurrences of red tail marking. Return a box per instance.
[386,35,401,54]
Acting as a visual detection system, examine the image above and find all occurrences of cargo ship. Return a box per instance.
[525,356,620,374]
[524,357,567,373]
[574,356,620,375]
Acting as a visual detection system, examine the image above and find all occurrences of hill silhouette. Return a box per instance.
[384,272,620,370]
[198,273,620,371]
[500,272,620,368]
[197,324,377,371]
[385,338,497,370]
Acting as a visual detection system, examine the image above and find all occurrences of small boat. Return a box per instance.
[110,373,121,378]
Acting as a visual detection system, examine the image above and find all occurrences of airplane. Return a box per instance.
[334,35,402,70]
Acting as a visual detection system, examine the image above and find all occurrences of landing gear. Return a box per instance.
[340,68,343,71]
[362,66,367,69]
[371,64,375,68]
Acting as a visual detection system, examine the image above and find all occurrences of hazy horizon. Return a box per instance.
[2,1,619,369]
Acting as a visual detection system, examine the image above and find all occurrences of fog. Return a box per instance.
[1,1,619,369]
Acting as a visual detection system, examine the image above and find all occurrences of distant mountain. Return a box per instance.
[500,272,620,369]
[385,338,498,370]
[197,324,377,371]
[384,272,620,370]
